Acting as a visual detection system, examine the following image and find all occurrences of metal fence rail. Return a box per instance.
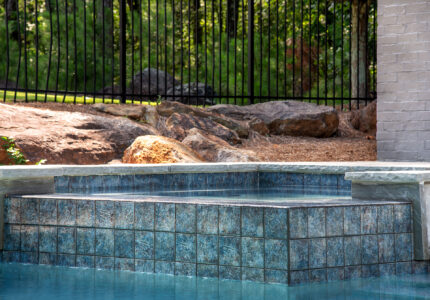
[0,0,376,109]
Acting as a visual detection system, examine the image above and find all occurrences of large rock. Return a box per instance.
[165,112,241,144]
[208,101,339,138]
[156,101,249,138]
[0,104,158,164]
[123,135,204,164]
[129,68,179,97]
[0,79,19,89]
[350,101,376,136]
[182,128,258,162]
[92,103,160,127]
[165,83,216,105]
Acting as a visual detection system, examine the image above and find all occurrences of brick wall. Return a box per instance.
[377,0,430,161]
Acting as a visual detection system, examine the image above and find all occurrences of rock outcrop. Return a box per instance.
[0,104,157,164]
[122,135,204,164]
[182,128,257,162]
[165,82,216,105]
[208,101,339,138]
[350,100,377,136]
[129,68,179,98]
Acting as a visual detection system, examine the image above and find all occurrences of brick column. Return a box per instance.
[377,0,430,161]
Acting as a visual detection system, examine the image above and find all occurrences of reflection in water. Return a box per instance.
[0,263,429,300]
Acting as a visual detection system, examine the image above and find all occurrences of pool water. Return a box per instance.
[1,263,429,300]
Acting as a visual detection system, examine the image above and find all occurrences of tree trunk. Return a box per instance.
[5,0,19,40]
[227,0,239,38]
[190,0,202,44]
[351,0,370,100]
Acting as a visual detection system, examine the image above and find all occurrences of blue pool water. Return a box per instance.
[1,263,429,300]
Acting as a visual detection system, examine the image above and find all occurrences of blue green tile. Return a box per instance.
[76,255,95,268]
[290,239,309,270]
[242,267,264,282]
[219,266,241,280]
[4,197,20,224]
[135,202,154,231]
[102,176,120,192]
[321,174,338,187]
[242,237,264,268]
[1,251,20,263]
[242,207,263,238]
[39,253,57,265]
[39,226,57,253]
[135,259,154,273]
[310,269,327,283]
[155,261,174,274]
[309,238,327,269]
[378,205,394,233]
[394,204,412,233]
[176,233,196,263]
[362,264,379,278]
[395,233,412,261]
[379,263,396,277]
[155,203,175,232]
[412,261,429,274]
[3,225,20,251]
[396,262,412,275]
[189,173,208,189]
[197,264,218,278]
[308,208,325,238]
[326,207,343,236]
[58,227,76,254]
[115,229,134,258]
[219,206,240,236]
[290,270,309,285]
[57,200,76,226]
[115,201,134,229]
[378,234,395,263]
[175,262,196,276]
[258,172,278,187]
[39,199,57,225]
[57,254,76,267]
[87,175,104,193]
[344,266,361,280]
[265,269,288,284]
[327,268,344,281]
[285,173,304,186]
[133,175,149,192]
[95,201,115,228]
[95,256,115,270]
[69,176,88,193]
[155,232,175,261]
[119,175,134,191]
[135,231,154,260]
[344,207,361,235]
[327,237,344,267]
[77,200,95,227]
[176,204,196,233]
[338,175,351,190]
[77,228,95,255]
[265,239,288,270]
[289,208,308,239]
[344,236,361,266]
[54,176,69,193]
[20,252,38,264]
[197,205,218,235]
[304,174,321,186]
[197,234,218,264]
[361,206,378,234]
[20,225,38,252]
[219,236,241,266]
[146,174,166,191]
[362,235,378,264]
[20,198,39,224]
[115,258,135,271]
[95,229,114,256]
[264,208,287,239]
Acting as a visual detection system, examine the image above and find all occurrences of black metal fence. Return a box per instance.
[0,0,376,109]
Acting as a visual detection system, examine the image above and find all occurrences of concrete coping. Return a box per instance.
[1,162,430,180]
[345,171,430,184]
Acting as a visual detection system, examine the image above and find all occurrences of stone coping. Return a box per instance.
[345,171,430,184]
[1,162,430,180]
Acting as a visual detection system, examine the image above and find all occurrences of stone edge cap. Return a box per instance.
[345,171,430,184]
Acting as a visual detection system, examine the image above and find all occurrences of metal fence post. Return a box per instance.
[120,0,127,104]
[247,0,254,104]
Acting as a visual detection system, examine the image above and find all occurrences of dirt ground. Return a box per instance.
[12,102,377,162]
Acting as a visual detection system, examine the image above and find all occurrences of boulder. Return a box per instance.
[129,68,179,98]
[350,101,376,136]
[165,82,216,105]
[165,112,241,144]
[208,101,339,138]
[0,79,19,89]
[0,104,158,164]
[92,103,160,127]
[156,101,249,138]
[182,128,258,162]
[97,85,122,98]
[122,135,204,164]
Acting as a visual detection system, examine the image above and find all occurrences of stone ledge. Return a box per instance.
[345,171,430,184]
[1,162,430,180]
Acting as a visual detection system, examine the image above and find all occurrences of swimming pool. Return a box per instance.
[1,263,429,300]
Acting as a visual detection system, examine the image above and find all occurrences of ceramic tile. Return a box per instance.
[197,205,218,235]
[135,231,154,260]
[264,208,288,239]
[115,230,134,258]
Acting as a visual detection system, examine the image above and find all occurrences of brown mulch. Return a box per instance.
[12,102,377,162]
